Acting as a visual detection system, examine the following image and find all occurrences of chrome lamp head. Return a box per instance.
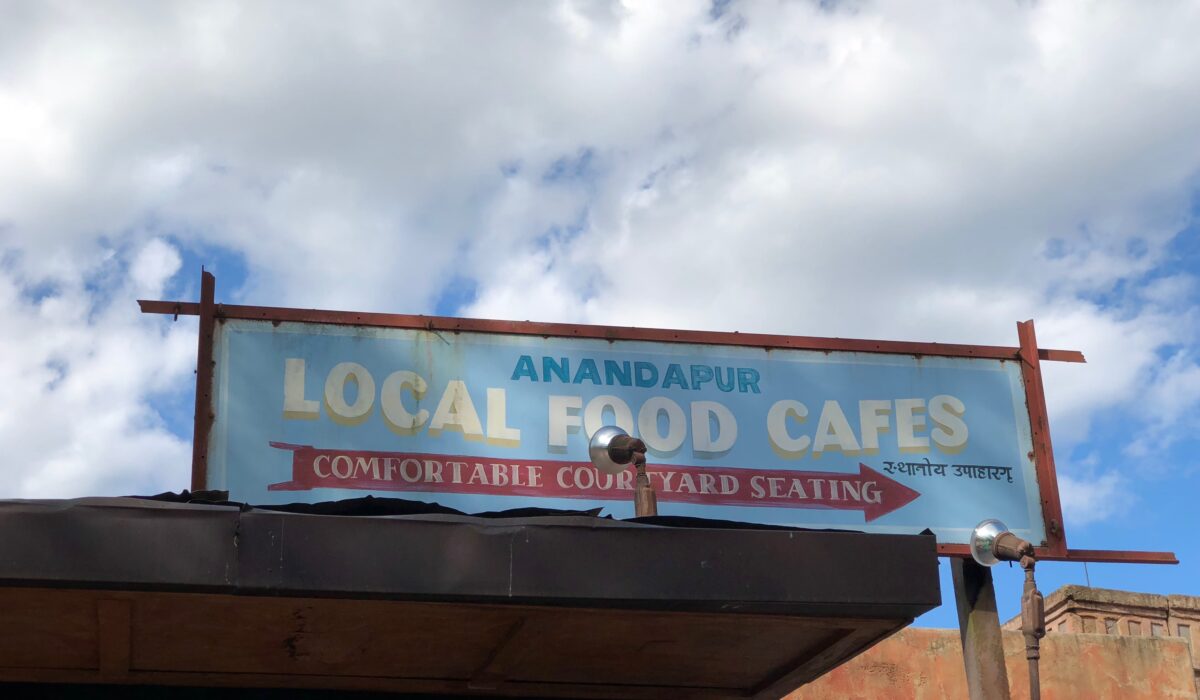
[969,518,1011,567]
[588,425,634,475]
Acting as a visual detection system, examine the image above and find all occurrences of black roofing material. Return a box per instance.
[0,497,939,618]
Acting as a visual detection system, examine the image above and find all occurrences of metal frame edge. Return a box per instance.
[144,275,1177,565]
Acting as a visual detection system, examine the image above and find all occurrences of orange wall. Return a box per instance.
[788,628,1197,700]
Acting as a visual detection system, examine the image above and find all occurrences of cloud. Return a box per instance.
[1059,470,1128,527]
[0,238,194,497]
[1123,349,1200,464]
[129,237,182,297]
[1,0,1199,522]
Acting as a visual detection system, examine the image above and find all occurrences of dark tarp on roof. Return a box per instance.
[0,495,940,699]
[0,494,938,617]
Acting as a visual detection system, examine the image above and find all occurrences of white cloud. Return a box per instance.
[1122,349,1200,464]
[129,237,183,297]
[1059,470,1128,527]
[1,0,1199,522]
[0,239,194,497]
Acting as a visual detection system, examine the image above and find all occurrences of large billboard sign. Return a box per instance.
[208,319,1045,548]
[146,272,1200,564]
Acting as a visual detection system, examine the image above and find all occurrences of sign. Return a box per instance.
[205,318,1053,546]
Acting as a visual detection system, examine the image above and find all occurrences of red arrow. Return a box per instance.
[861,462,922,521]
[642,461,920,522]
[268,444,921,523]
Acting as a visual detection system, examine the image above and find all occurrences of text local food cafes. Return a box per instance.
[0,271,1177,699]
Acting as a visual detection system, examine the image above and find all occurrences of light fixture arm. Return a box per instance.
[603,434,645,468]
[970,520,1045,700]
[587,427,658,517]
[628,442,657,518]
[1019,554,1045,700]
[607,434,657,517]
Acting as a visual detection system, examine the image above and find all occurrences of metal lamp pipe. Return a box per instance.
[991,531,1045,700]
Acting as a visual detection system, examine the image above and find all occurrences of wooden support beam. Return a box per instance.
[469,617,528,691]
[953,558,1010,700]
[96,599,132,678]
[191,270,216,492]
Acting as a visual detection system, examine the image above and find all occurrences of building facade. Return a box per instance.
[789,585,1200,699]
[789,626,1196,699]
[1003,585,1200,695]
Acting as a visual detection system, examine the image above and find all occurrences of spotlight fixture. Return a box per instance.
[969,519,1045,700]
[588,426,657,517]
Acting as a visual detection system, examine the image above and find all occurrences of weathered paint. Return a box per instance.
[137,298,1087,363]
[203,317,1048,545]
[141,287,1187,563]
[135,277,1104,547]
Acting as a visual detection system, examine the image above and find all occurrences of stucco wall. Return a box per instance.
[787,627,1197,700]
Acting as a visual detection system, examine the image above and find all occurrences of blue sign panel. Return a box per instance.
[208,319,1046,545]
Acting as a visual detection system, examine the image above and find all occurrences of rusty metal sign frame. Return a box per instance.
[140,271,1176,565]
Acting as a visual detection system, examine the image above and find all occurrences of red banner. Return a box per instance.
[267,442,920,521]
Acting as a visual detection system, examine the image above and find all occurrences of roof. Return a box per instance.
[0,495,940,698]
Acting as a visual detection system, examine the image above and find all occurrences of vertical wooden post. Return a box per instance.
[953,557,1011,700]
[191,270,216,492]
[1017,319,1068,556]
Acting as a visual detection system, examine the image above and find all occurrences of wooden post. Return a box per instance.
[953,557,1011,700]
[191,270,216,492]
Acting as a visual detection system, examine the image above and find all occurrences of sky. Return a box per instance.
[2,0,1199,628]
